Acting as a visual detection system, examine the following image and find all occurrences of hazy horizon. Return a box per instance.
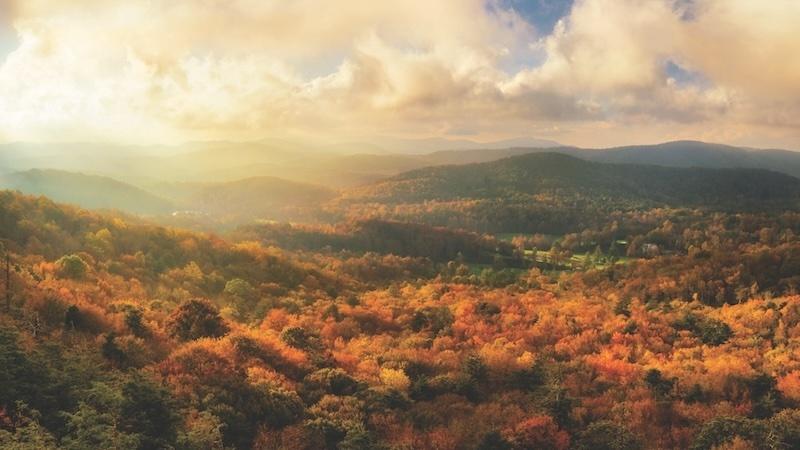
[2,136,800,155]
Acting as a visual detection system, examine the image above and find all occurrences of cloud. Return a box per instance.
[683,0,800,99]
[502,0,800,145]
[0,0,798,148]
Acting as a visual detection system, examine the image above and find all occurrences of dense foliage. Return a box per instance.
[3,185,800,449]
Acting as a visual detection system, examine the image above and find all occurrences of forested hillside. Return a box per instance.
[336,153,800,234]
[346,153,800,206]
[3,188,800,449]
[233,219,521,265]
[575,141,800,178]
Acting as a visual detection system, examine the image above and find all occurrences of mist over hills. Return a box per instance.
[0,169,175,215]
[0,137,558,184]
[136,140,800,188]
[361,136,562,154]
[0,168,337,227]
[148,176,336,224]
[4,139,800,188]
[3,139,800,230]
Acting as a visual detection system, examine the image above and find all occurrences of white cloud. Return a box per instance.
[0,0,799,148]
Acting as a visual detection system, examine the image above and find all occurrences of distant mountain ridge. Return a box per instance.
[0,169,175,215]
[488,141,800,179]
[344,152,800,209]
[4,139,800,188]
[364,136,561,154]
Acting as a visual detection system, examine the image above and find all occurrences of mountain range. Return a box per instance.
[3,140,800,227]
[343,152,800,209]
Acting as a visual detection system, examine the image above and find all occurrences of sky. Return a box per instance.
[0,0,799,149]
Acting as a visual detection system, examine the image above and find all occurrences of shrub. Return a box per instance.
[302,368,360,404]
[575,420,642,450]
[56,254,88,280]
[166,299,229,342]
[280,327,322,351]
[674,313,732,346]
[504,416,570,450]
[769,409,800,449]
[690,416,765,450]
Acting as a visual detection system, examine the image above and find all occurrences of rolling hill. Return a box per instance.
[148,176,336,223]
[0,169,175,215]
[0,168,337,227]
[221,140,800,187]
[332,140,800,184]
[437,141,800,179]
[344,152,800,207]
[335,153,800,234]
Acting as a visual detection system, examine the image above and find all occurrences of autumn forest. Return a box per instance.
[4,144,800,450]
[3,1,800,449]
